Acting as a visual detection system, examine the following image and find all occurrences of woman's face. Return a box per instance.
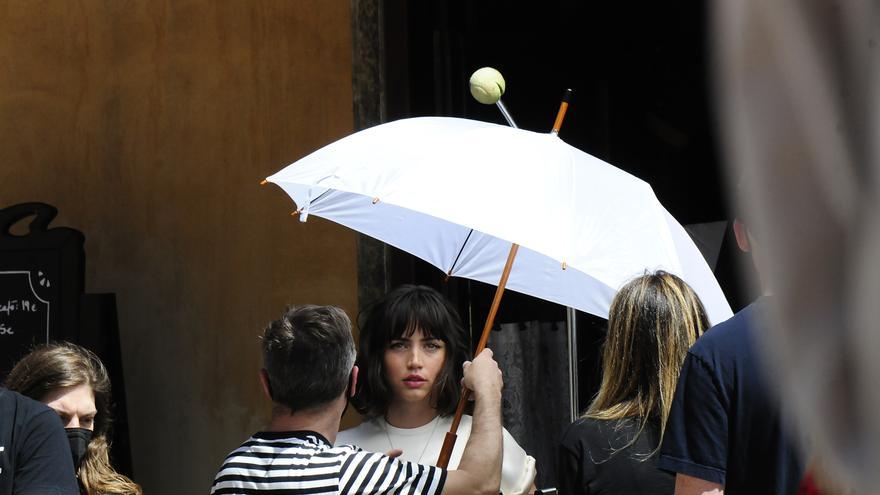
[383,327,447,406]
[42,383,97,430]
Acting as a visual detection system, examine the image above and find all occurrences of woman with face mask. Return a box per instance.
[4,342,142,495]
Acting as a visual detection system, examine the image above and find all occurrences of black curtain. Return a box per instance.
[375,0,755,489]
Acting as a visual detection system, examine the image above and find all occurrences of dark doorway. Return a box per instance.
[368,0,757,488]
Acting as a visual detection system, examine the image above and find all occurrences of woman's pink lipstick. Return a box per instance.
[403,374,427,388]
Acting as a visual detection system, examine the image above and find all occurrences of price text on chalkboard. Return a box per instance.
[0,271,50,343]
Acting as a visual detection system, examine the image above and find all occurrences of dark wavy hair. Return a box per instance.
[351,285,471,419]
[4,342,142,495]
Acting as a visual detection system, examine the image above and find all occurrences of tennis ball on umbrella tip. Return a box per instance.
[469,67,506,104]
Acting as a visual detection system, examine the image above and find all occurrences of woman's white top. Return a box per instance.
[337,415,537,495]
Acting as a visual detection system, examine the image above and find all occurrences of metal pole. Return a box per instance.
[498,89,580,422]
[567,306,579,422]
[495,100,518,128]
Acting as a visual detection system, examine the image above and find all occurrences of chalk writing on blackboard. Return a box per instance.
[0,271,50,342]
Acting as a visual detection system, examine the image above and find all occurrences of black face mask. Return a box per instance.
[65,428,93,468]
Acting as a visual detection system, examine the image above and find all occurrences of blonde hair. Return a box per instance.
[585,271,709,457]
[4,342,142,495]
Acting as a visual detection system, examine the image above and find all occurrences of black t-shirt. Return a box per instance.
[557,417,673,495]
[0,388,79,495]
[657,301,804,494]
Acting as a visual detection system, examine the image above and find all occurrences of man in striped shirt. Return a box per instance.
[211,305,504,495]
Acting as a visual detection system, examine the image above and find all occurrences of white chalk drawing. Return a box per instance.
[0,271,50,341]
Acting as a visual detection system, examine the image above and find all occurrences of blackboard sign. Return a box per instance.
[0,203,133,476]
[0,203,84,376]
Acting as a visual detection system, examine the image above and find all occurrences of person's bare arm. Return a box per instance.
[442,348,503,495]
[675,473,724,495]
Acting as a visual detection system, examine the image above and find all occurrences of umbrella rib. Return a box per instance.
[307,189,333,206]
[295,189,333,217]
[445,229,475,280]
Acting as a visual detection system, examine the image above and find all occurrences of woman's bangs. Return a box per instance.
[411,303,449,341]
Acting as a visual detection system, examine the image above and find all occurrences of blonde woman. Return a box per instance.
[5,342,142,495]
[557,271,709,495]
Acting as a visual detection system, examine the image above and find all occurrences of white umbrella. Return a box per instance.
[267,116,733,325]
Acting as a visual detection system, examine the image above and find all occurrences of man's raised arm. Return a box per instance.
[442,348,503,495]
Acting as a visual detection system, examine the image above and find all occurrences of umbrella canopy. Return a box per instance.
[268,116,733,325]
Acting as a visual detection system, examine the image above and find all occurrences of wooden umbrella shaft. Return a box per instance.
[436,243,519,468]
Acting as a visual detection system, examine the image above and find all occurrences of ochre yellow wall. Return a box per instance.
[0,2,358,492]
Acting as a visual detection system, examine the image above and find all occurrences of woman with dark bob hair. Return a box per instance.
[556,271,709,495]
[337,284,537,494]
[5,342,142,495]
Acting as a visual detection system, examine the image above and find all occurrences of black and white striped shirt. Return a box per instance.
[211,430,447,495]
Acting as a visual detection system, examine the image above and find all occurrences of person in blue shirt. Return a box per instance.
[657,219,805,494]
[0,386,79,495]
